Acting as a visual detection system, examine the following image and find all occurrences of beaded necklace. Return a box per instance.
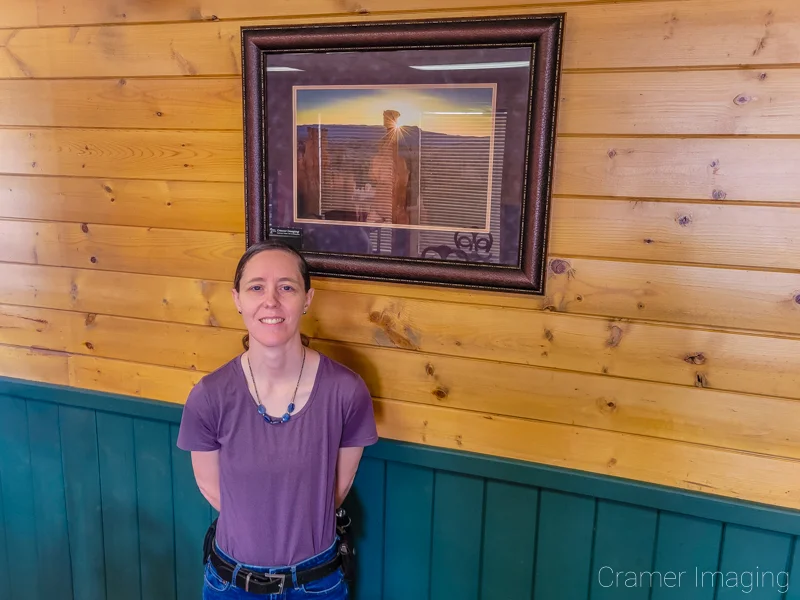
[246,347,306,424]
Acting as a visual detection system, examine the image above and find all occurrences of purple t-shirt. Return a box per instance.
[176,351,379,566]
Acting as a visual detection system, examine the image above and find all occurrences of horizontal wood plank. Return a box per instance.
[2,260,800,338]
[0,78,241,130]
[0,176,244,232]
[314,339,800,460]
[550,198,800,270]
[543,258,800,336]
[69,354,203,403]
[0,1,797,78]
[0,344,68,385]
[559,69,800,136]
[0,304,244,372]
[0,1,37,29]
[308,290,800,401]
[2,288,800,403]
[15,0,593,29]
[0,219,243,280]
[554,138,800,203]
[7,69,799,135]
[376,399,800,511]
[0,128,243,182]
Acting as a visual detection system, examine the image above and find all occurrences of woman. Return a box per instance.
[177,239,378,598]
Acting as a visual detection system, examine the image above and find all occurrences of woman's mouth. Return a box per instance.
[259,317,285,325]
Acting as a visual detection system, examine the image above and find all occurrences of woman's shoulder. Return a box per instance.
[188,354,243,400]
[316,351,366,389]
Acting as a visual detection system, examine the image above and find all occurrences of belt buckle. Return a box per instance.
[245,571,285,593]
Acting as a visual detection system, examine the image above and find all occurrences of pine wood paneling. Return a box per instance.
[543,258,800,336]
[550,198,800,270]
[0,220,243,280]
[0,176,244,231]
[5,69,797,135]
[554,138,800,202]
[0,1,797,79]
[0,128,243,182]
[376,399,800,510]
[559,69,800,136]
[3,261,800,337]
[0,78,242,130]
[2,0,800,510]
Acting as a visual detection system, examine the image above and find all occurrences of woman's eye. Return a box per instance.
[250,285,262,292]
[281,285,294,292]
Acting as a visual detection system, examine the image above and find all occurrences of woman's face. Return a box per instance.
[232,250,313,349]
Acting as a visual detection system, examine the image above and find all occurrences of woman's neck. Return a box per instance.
[246,338,306,384]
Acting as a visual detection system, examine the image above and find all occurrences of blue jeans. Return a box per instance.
[203,538,349,599]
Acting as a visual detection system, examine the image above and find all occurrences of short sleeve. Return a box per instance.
[340,375,379,448]
[176,380,221,451]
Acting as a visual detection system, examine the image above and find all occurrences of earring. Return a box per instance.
[238,309,242,314]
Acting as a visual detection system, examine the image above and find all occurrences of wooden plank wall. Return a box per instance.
[0,0,799,509]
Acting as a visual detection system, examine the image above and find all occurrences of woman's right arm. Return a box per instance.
[191,450,221,511]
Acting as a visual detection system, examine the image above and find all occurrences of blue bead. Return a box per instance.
[287,403,295,413]
[257,405,266,415]
[282,413,290,422]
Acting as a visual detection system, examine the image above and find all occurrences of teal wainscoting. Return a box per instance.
[2,377,800,600]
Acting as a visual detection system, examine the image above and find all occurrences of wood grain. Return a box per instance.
[559,69,800,136]
[0,176,244,232]
[0,219,243,280]
[542,258,800,336]
[0,1,796,79]
[0,128,243,182]
[69,354,203,403]
[375,399,800,511]
[307,290,800,401]
[12,0,597,29]
[0,304,244,372]
[0,78,241,130]
[1,261,799,400]
[554,138,800,203]
[313,339,800,459]
[550,198,800,271]
[0,344,68,385]
[2,260,800,338]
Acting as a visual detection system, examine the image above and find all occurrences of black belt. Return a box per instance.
[209,542,343,594]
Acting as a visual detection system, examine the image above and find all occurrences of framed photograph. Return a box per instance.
[241,14,564,294]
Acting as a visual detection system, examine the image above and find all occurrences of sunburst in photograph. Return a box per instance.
[293,84,499,233]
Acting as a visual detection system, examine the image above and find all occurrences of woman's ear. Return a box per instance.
[231,287,242,314]
[303,287,315,314]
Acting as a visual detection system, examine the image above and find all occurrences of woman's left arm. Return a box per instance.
[335,446,364,508]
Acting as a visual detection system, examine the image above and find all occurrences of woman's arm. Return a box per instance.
[335,446,364,508]
[191,450,221,511]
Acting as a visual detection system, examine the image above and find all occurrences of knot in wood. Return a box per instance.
[607,149,617,159]
[549,258,570,274]
[712,189,727,200]
[684,352,706,365]
[733,94,751,105]
[432,387,448,400]
[677,215,692,227]
[794,294,800,305]
[425,363,435,376]
[80,223,89,233]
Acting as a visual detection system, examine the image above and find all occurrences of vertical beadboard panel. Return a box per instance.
[0,396,39,600]
[0,466,9,600]
[26,399,74,600]
[430,472,484,600]
[383,462,434,600]
[533,490,596,600]
[349,456,386,600]
[589,500,658,600]
[60,405,107,600]
[171,424,211,600]
[480,481,539,600]
[650,512,722,600]
[715,525,793,600]
[97,413,142,600]
[134,418,177,600]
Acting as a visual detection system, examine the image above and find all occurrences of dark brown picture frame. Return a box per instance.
[241,14,564,294]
